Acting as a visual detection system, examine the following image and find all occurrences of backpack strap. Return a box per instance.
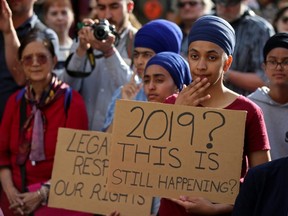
[16,88,26,102]
[64,87,72,116]
[17,88,28,193]
[65,48,97,78]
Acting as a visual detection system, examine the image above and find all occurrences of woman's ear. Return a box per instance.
[223,55,233,72]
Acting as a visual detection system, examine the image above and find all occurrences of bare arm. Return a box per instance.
[0,167,24,208]
[225,70,265,92]
[0,0,24,85]
[0,0,25,85]
[248,150,271,168]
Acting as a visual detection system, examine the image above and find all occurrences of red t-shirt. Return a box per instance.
[159,94,270,216]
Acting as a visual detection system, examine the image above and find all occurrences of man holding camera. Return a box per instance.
[63,0,137,131]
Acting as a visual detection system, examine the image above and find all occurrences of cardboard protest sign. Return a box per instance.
[49,128,152,216]
[107,100,247,204]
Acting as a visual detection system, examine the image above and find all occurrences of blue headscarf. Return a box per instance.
[145,52,192,91]
[134,19,182,54]
[188,15,235,56]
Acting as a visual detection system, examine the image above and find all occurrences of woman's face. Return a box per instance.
[188,40,229,87]
[276,9,288,33]
[264,47,288,87]
[143,65,177,102]
[133,47,155,78]
[21,41,56,84]
[44,4,74,35]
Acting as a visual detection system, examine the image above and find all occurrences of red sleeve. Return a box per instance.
[0,92,20,167]
[65,90,88,130]
[226,96,270,153]
[164,93,178,104]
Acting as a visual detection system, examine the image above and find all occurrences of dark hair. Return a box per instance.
[273,6,288,33]
[18,29,56,60]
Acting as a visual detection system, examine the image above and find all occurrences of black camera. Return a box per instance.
[91,19,116,40]
[77,19,119,44]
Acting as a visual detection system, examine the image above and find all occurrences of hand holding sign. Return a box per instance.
[168,196,232,215]
[107,100,247,204]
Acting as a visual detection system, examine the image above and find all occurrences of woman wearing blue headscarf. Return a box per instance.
[158,15,271,216]
[102,19,183,133]
[144,52,191,103]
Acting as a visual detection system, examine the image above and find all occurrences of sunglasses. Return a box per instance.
[281,16,288,23]
[177,1,200,8]
[21,53,49,66]
[214,0,241,7]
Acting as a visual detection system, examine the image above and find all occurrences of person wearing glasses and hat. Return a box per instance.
[233,36,288,216]
[248,33,288,161]
[213,0,274,96]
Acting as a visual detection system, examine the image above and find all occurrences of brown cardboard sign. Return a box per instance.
[107,100,247,204]
[49,128,152,215]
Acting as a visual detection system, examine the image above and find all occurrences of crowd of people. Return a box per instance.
[0,0,287,215]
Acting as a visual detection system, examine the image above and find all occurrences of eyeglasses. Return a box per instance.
[21,53,49,66]
[214,0,241,7]
[265,60,288,70]
[177,1,200,8]
[281,16,288,23]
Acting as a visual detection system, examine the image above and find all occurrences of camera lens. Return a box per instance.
[92,19,115,41]
[97,29,106,38]
[94,25,109,40]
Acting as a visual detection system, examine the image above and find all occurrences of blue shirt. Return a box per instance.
[102,86,147,131]
[233,157,288,216]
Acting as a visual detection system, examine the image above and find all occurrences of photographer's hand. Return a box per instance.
[87,31,116,58]
[76,18,93,57]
